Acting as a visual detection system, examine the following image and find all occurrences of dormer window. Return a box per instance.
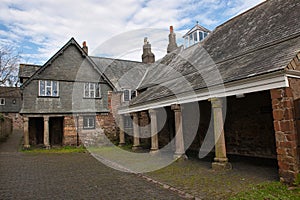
[183,22,211,48]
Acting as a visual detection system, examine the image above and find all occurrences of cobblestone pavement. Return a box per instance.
[0,131,184,200]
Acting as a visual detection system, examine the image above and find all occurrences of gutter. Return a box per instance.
[118,70,289,114]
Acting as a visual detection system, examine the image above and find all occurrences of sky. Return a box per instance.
[0,0,265,65]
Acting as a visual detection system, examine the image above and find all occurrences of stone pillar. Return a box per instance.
[132,112,141,150]
[23,117,30,149]
[271,88,299,184]
[149,109,159,153]
[119,115,125,146]
[171,104,187,159]
[43,116,50,149]
[210,98,231,170]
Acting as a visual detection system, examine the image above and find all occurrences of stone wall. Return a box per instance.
[63,116,77,146]
[63,113,118,147]
[271,83,299,184]
[0,117,12,141]
[3,113,23,130]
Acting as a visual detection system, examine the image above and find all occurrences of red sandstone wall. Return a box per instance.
[63,116,77,146]
[271,86,299,184]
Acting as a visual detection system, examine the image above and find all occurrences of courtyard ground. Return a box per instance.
[1,130,299,199]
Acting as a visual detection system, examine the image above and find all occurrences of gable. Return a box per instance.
[21,38,114,90]
[35,44,103,82]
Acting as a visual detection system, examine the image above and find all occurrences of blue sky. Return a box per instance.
[0,0,264,64]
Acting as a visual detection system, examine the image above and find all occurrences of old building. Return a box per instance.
[19,36,155,148]
[20,39,119,148]
[118,0,300,184]
[0,87,23,130]
[19,0,299,185]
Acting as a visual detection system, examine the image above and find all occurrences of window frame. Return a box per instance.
[38,80,59,97]
[123,89,136,102]
[0,98,5,105]
[83,116,96,129]
[84,82,101,98]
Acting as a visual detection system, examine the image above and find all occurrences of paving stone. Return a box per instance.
[0,130,184,200]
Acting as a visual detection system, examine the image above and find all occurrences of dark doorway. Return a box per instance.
[49,117,63,146]
[29,117,44,145]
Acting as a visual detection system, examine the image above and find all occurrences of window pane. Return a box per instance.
[83,116,95,129]
[46,87,51,96]
[124,90,130,101]
[204,32,208,38]
[84,83,89,97]
[46,81,51,86]
[194,32,198,42]
[199,32,204,41]
[0,98,5,105]
[95,84,100,98]
[53,81,58,96]
[40,81,45,96]
[131,90,136,99]
[89,118,95,127]
[90,83,95,98]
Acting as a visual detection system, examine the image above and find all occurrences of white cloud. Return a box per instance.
[0,0,264,64]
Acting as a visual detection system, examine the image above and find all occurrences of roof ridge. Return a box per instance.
[90,55,144,64]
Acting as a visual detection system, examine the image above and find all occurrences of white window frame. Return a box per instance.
[39,80,59,97]
[83,116,95,129]
[0,98,5,105]
[84,82,101,98]
[123,89,136,102]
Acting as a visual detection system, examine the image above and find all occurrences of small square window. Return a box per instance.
[123,89,130,101]
[123,89,136,102]
[0,98,5,105]
[124,116,133,129]
[83,116,95,129]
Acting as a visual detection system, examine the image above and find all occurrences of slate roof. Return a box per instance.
[0,87,21,98]
[19,64,41,78]
[91,56,148,90]
[129,0,300,107]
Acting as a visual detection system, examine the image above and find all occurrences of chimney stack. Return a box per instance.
[82,41,88,55]
[142,37,155,64]
[167,26,178,53]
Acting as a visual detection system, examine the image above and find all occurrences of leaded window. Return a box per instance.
[84,83,101,98]
[39,80,59,97]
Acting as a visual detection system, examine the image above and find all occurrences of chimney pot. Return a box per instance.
[167,26,178,53]
[142,38,155,64]
[82,41,88,55]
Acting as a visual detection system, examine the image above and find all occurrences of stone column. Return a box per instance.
[171,104,187,159]
[23,117,30,149]
[149,109,159,153]
[119,115,125,146]
[210,98,231,170]
[132,112,141,150]
[43,116,50,149]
